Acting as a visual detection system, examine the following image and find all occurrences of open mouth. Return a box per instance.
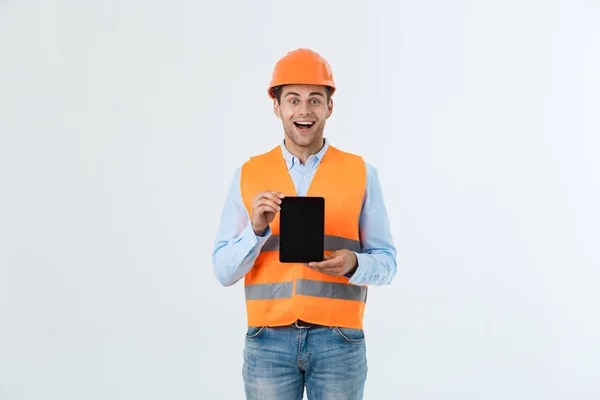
[293,121,315,133]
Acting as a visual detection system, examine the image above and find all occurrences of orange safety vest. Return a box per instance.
[240,144,368,329]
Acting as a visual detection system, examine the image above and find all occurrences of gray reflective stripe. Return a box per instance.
[295,278,367,302]
[324,235,361,253]
[262,235,280,252]
[245,282,293,300]
[261,235,361,253]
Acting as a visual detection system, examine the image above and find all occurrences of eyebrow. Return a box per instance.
[284,92,325,98]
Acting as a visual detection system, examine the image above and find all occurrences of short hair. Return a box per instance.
[272,85,333,104]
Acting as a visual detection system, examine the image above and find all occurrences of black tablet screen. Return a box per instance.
[279,196,325,263]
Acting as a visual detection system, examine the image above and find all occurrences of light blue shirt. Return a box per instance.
[212,138,397,287]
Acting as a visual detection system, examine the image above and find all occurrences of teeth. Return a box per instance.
[296,122,313,126]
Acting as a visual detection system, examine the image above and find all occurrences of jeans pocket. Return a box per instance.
[333,327,365,343]
[245,326,266,339]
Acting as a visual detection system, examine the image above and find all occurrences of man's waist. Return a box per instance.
[294,319,319,328]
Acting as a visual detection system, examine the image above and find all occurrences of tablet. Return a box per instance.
[279,196,325,263]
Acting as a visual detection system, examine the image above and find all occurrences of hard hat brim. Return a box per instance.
[268,81,336,99]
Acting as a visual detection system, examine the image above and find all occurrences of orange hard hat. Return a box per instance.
[267,48,336,99]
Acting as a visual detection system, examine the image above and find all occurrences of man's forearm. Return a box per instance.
[349,251,397,286]
[212,224,271,286]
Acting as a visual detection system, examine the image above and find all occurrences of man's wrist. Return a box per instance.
[345,252,359,277]
[252,224,271,238]
[252,224,266,237]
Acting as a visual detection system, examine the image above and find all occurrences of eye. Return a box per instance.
[311,99,320,105]
[290,99,298,105]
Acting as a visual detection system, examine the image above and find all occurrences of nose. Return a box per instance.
[298,101,311,116]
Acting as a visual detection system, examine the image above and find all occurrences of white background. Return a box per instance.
[1,0,599,399]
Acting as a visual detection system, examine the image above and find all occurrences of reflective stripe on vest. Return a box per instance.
[261,234,361,253]
[245,279,367,302]
[245,282,293,300]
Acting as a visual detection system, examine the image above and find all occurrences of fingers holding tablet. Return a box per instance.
[251,191,286,235]
[307,249,358,277]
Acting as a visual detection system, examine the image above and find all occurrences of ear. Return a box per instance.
[326,98,334,119]
[273,99,281,118]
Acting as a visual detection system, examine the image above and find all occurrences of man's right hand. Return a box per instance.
[251,191,286,236]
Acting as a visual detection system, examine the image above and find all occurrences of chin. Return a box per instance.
[295,136,318,147]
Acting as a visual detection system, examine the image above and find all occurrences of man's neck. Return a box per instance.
[284,137,325,165]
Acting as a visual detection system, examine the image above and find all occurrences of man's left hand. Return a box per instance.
[307,250,358,277]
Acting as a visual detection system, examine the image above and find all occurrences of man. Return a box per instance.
[212,48,397,399]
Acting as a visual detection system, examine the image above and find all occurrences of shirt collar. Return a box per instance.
[280,137,330,169]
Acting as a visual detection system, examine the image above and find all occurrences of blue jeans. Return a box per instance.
[242,323,368,399]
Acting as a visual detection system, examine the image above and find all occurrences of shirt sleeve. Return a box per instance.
[212,167,272,286]
[348,163,398,286]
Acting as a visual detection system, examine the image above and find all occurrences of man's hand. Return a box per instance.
[251,191,285,236]
[307,250,358,277]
